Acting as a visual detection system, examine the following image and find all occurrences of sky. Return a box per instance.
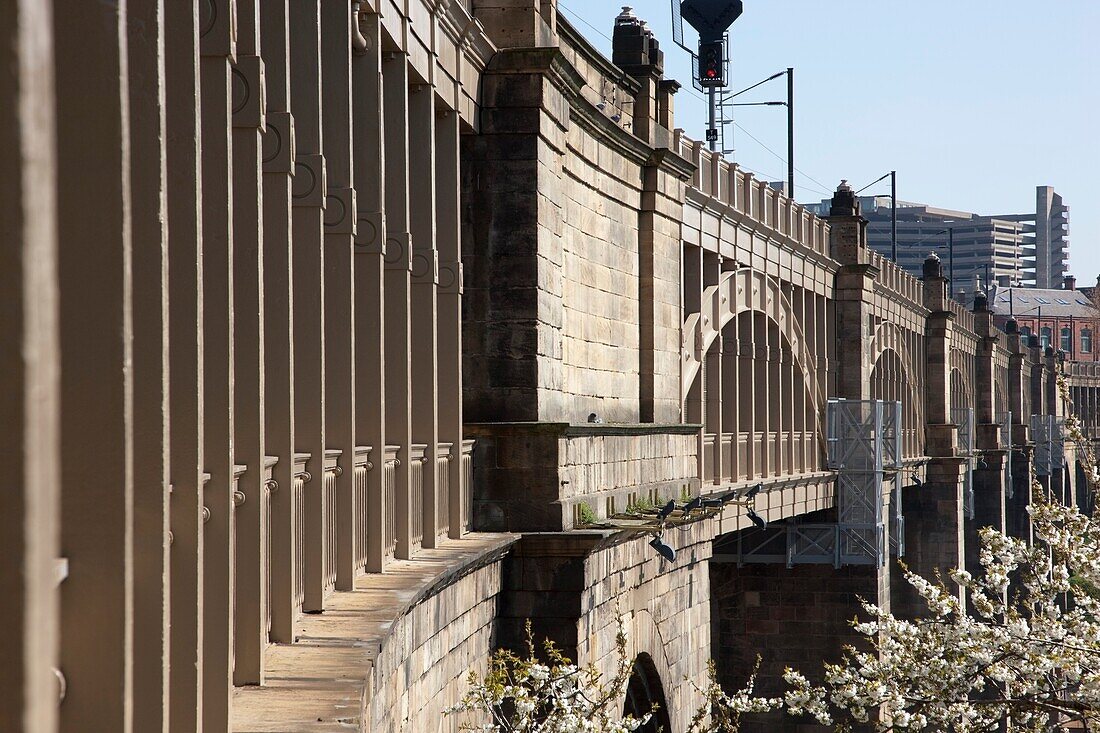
[556,0,1100,282]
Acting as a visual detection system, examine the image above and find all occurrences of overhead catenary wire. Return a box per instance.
[551,2,840,200]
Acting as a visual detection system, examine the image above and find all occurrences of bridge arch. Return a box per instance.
[682,268,823,414]
[951,367,972,411]
[623,653,673,733]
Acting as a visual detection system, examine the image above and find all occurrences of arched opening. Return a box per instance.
[950,367,971,412]
[1076,460,1094,517]
[622,653,672,733]
[689,307,822,484]
[870,348,921,458]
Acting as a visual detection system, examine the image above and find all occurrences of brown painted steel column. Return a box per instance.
[436,109,465,538]
[199,1,236,729]
[352,11,388,570]
[55,1,135,730]
[231,0,267,685]
[165,0,205,727]
[127,0,171,728]
[321,0,358,589]
[0,2,60,730]
[259,0,297,644]
[288,0,328,611]
[383,50,414,560]
[410,82,440,547]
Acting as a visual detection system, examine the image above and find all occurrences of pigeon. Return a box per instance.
[649,535,676,563]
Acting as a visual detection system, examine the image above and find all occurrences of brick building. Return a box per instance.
[990,275,1100,361]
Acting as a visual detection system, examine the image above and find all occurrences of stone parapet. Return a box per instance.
[465,422,701,531]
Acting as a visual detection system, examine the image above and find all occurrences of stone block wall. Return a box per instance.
[498,524,713,733]
[370,557,506,733]
[579,522,713,733]
[711,559,886,733]
[559,428,699,516]
[462,18,690,426]
[465,422,701,531]
[557,117,644,422]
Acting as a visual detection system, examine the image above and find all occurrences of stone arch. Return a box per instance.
[995,382,1006,418]
[623,653,673,733]
[867,322,922,397]
[870,348,923,457]
[867,322,925,457]
[951,367,971,411]
[682,268,823,414]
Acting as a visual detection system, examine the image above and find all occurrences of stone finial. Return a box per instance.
[973,291,989,312]
[616,6,638,24]
[1005,317,1019,334]
[828,180,860,217]
[612,5,663,75]
[923,252,944,280]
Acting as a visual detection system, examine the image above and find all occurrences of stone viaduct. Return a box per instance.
[3,1,1099,732]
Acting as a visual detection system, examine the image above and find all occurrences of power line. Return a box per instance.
[537,3,840,200]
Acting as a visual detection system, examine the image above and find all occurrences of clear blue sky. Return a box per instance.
[557,0,1100,283]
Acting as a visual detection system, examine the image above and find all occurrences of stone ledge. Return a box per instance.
[231,532,518,733]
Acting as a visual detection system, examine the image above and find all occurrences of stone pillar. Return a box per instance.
[704,254,723,485]
[165,0,205,725]
[259,0,297,643]
[436,109,466,538]
[231,0,267,686]
[0,2,60,730]
[461,50,568,422]
[639,152,689,423]
[824,184,893,629]
[722,303,741,481]
[127,0,171,727]
[382,51,414,559]
[288,0,328,610]
[55,1,134,729]
[826,181,875,402]
[896,253,967,615]
[409,81,441,547]
[968,296,1007,578]
[320,0,358,588]
[472,0,557,49]
[615,10,689,425]
[351,11,388,571]
[199,0,237,728]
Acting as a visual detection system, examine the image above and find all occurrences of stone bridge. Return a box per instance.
[4,1,1099,733]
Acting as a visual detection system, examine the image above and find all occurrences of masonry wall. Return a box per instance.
[558,118,644,422]
[711,559,886,733]
[370,558,505,733]
[498,525,713,733]
[579,523,713,733]
[462,19,690,425]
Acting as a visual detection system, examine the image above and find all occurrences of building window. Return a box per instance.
[1041,327,1052,349]
[1020,325,1032,339]
[1061,327,1072,352]
[1083,329,1093,353]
